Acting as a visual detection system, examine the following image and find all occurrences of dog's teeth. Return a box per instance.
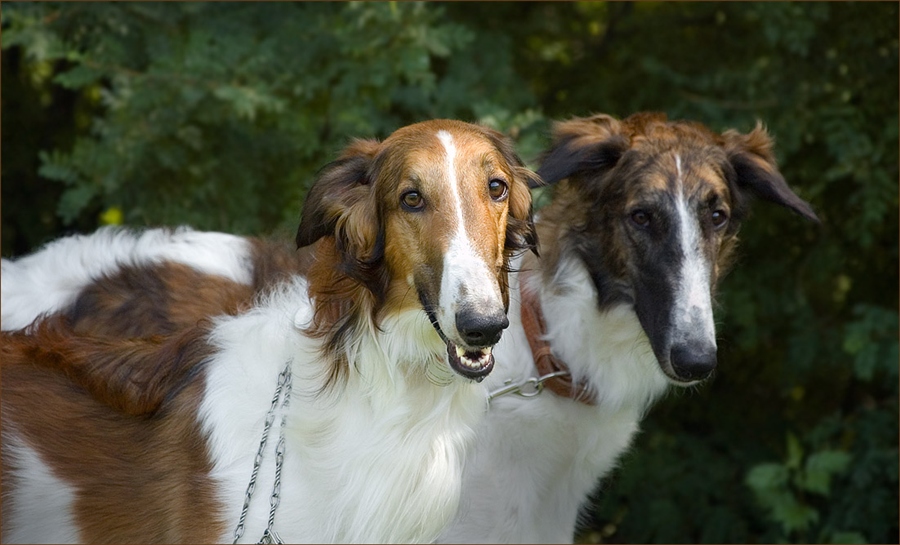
[458,347,492,369]
[450,343,494,372]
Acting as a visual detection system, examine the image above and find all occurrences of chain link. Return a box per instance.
[486,370,571,403]
[233,360,292,545]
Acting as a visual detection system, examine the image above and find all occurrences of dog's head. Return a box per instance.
[298,119,536,381]
[537,112,818,384]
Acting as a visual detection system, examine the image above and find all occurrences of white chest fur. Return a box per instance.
[441,256,669,543]
[200,278,487,543]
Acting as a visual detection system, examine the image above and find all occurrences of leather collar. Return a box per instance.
[519,279,596,405]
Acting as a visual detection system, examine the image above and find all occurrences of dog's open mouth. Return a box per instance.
[421,299,496,382]
[446,343,495,381]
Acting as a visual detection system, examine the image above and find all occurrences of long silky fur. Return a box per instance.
[8,315,213,417]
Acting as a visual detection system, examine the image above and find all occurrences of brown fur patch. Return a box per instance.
[304,237,380,388]
[15,315,214,416]
[68,263,253,338]
[250,237,317,288]
[2,320,225,541]
[64,238,312,341]
[16,239,311,417]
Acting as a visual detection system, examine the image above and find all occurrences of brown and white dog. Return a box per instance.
[0,119,537,543]
[440,112,818,542]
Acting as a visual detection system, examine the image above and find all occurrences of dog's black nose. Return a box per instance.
[456,308,509,347]
[670,343,717,381]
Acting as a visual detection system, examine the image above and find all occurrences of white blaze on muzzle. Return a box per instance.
[672,155,718,353]
[432,130,506,378]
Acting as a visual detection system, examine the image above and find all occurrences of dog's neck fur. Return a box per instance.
[525,198,670,412]
[440,211,669,543]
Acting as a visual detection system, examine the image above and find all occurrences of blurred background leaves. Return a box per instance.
[2,2,896,543]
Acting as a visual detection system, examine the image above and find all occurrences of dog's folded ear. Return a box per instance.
[722,123,819,223]
[296,139,382,251]
[537,114,630,185]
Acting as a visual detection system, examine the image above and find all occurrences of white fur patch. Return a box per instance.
[539,256,669,412]
[2,432,81,544]
[672,156,717,349]
[200,277,485,543]
[1,226,253,331]
[439,254,669,543]
[435,130,503,345]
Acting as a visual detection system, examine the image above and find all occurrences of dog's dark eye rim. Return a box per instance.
[401,190,425,211]
[710,208,729,228]
[629,209,651,227]
[488,178,509,201]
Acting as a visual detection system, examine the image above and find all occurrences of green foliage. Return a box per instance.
[743,401,899,545]
[745,434,851,540]
[2,2,897,543]
[843,304,900,382]
[1,2,536,240]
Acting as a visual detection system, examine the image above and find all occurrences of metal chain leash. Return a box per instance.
[233,360,292,545]
[486,370,571,404]
[259,363,291,544]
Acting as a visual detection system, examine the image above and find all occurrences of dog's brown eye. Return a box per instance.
[488,179,508,201]
[711,209,728,228]
[401,191,425,211]
[630,210,651,227]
